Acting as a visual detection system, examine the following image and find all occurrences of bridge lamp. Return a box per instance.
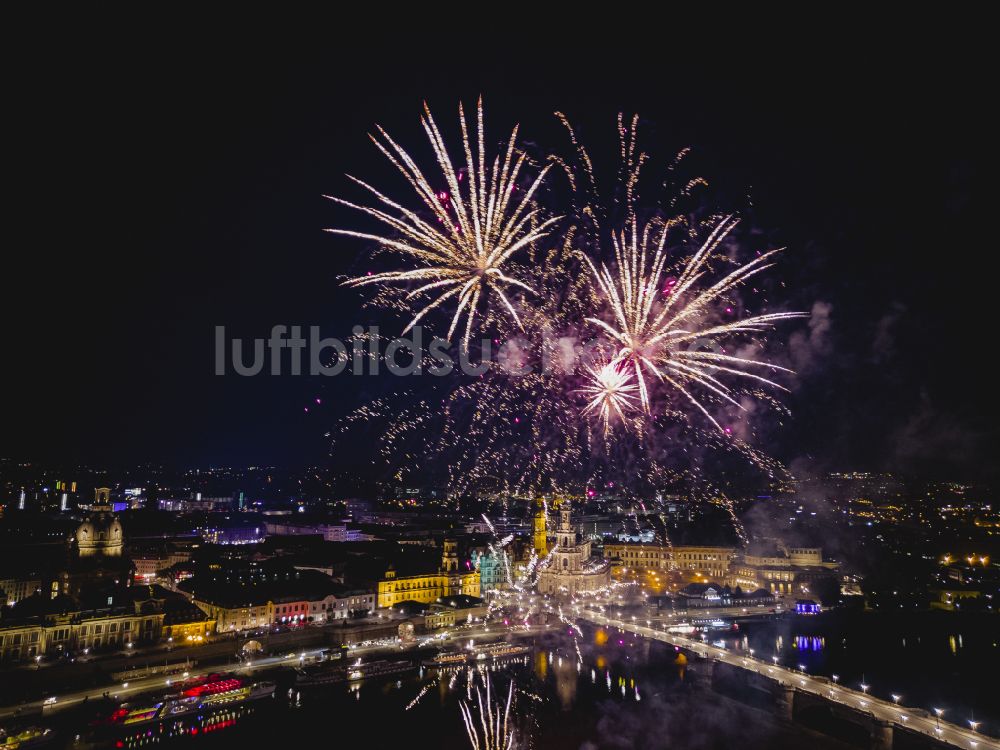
[891,694,901,704]
[798,663,806,673]
[831,674,839,683]
[969,720,980,732]
[860,682,869,694]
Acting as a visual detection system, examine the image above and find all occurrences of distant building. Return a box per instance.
[604,543,736,581]
[200,522,265,545]
[264,520,372,542]
[132,547,192,583]
[729,543,840,596]
[377,539,479,608]
[157,495,232,513]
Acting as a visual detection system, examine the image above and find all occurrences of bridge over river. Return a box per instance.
[576,608,997,750]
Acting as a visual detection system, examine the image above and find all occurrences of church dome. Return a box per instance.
[75,508,124,557]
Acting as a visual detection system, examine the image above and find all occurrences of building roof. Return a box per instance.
[179,569,339,608]
[391,599,430,616]
[437,594,483,609]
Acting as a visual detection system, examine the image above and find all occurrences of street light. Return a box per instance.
[891,694,901,704]
[831,674,839,684]
[934,708,944,729]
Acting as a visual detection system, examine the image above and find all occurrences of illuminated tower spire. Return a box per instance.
[533,499,549,556]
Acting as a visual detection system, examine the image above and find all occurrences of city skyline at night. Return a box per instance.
[3,26,997,750]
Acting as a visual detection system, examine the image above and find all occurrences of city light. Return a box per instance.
[2,66,993,750]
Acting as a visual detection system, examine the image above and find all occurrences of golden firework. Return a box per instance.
[326,99,559,349]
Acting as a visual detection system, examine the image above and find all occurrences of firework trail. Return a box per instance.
[405,683,432,711]
[326,98,559,350]
[459,674,517,750]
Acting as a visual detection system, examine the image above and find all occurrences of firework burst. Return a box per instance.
[576,359,640,435]
[329,103,810,497]
[326,98,560,349]
[583,215,806,430]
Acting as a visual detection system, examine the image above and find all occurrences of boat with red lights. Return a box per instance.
[90,673,276,743]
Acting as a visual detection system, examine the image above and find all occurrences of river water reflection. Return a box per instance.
[49,610,998,748]
[704,609,998,732]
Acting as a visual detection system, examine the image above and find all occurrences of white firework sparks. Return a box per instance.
[326,98,560,349]
[584,215,806,430]
[576,359,640,435]
[459,674,516,750]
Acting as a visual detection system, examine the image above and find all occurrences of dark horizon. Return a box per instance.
[5,38,994,484]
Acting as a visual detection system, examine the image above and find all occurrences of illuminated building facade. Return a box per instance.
[472,549,508,594]
[728,543,840,596]
[536,504,610,597]
[182,571,373,632]
[533,501,549,555]
[604,543,736,581]
[0,577,41,607]
[377,539,480,608]
[0,585,212,663]
[74,488,124,558]
[132,548,191,583]
[59,489,134,600]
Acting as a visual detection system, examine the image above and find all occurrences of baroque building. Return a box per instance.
[58,488,133,599]
[728,542,840,596]
[377,539,480,608]
[536,504,610,597]
[604,542,736,582]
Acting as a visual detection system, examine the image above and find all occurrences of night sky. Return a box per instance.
[5,37,993,482]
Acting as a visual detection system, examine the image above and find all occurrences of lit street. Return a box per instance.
[580,609,999,750]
